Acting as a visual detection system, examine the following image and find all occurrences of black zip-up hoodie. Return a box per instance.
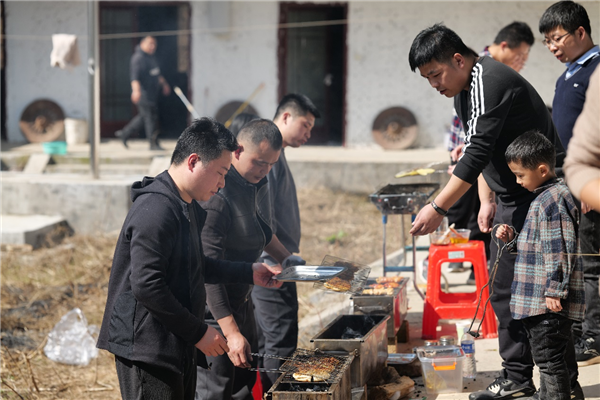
[97,171,253,373]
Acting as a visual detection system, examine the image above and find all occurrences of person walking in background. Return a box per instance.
[445,21,535,279]
[496,131,584,400]
[115,36,171,150]
[539,0,600,367]
[408,24,565,400]
[251,94,320,393]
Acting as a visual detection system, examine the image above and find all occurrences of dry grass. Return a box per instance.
[1,187,408,398]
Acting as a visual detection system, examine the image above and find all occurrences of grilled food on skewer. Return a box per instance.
[292,356,341,382]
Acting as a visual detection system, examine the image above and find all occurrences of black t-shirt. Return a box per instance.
[130,45,161,105]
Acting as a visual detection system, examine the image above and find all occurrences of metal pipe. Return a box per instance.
[382,214,387,277]
[87,0,99,179]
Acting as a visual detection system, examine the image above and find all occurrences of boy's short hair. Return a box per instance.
[494,21,535,48]
[237,119,283,151]
[408,24,479,72]
[273,93,321,120]
[539,0,592,36]
[171,118,238,166]
[505,130,556,171]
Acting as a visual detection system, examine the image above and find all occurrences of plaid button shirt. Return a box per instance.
[510,178,585,321]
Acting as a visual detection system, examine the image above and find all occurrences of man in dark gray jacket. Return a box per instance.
[97,118,281,400]
[196,119,293,399]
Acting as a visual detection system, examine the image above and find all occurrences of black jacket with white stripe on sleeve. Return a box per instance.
[453,56,565,206]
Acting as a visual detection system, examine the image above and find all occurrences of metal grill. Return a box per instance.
[279,348,351,384]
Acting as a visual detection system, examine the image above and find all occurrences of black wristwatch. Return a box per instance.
[431,200,448,216]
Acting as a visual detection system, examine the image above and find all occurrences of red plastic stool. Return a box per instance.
[422,240,498,339]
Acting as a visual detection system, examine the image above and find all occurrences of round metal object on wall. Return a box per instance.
[19,99,65,143]
[372,106,418,150]
[214,101,259,124]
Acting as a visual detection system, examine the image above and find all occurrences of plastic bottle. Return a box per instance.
[460,332,477,378]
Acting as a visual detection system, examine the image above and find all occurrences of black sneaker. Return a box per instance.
[468,376,536,400]
[115,129,129,149]
[576,337,600,367]
[571,382,585,400]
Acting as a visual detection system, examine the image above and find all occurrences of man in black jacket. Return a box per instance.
[97,118,282,400]
[196,119,294,399]
[115,36,170,150]
[408,25,565,400]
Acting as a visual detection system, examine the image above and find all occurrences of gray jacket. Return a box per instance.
[199,166,273,320]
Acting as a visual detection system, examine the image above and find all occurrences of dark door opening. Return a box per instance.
[278,3,347,146]
[99,2,191,139]
[1,0,6,141]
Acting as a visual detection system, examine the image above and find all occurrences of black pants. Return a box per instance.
[489,199,535,384]
[572,209,600,341]
[195,300,257,400]
[121,102,159,142]
[446,180,491,258]
[252,281,299,393]
[115,352,196,400]
[522,314,578,400]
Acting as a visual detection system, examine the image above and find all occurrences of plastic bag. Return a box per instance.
[44,308,99,366]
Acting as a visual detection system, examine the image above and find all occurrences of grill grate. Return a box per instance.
[278,348,351,384]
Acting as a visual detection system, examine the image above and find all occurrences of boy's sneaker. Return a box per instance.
[468,376,536,400]
[576,337,600,367]
[525,385,584,400]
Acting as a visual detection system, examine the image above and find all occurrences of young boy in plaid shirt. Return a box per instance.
[496,130,585,400]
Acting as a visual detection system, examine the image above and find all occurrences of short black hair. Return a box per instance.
[237,119,283,151]
[539,1,592,36]
[408,24,479,72]
[494,22,535,47]
[229,113,260,137]
[505,130,556,172]
[171,118,238,166]
[273,93,321,120]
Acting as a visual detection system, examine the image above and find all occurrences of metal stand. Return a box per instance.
[381,214,425,299]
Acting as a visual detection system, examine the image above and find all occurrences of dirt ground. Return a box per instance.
[1,187,407,399]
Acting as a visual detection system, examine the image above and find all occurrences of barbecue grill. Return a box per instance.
[311,314,389,388]
[369,183,439,299]
[351,277,409,342]
[266,349,354,400]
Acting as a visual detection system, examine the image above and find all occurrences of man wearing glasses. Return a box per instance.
[540,0,600,369]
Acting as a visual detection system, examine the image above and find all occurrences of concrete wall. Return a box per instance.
[4,1,89,144]
[190,1,280,119]
[4,0,599,148]
[346,1,600,148]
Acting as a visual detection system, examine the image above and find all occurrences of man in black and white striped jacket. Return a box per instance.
[408,24,567,400]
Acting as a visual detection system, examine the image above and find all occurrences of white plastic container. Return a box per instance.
[64,118,88,145]
[416,345,465,394]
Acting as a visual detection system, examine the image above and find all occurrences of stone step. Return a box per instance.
[1,214,72,249]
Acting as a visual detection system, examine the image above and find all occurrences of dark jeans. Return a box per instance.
[115,351,197,400]
[489,199,535,384]
[121,102,159,142]
[252,281,298,393]
[446,180,491,259]
[196,300,257,400]
[521,314,578,400]
[572,209,600,341]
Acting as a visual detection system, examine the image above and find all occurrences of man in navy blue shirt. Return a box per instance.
[540,0,600,368]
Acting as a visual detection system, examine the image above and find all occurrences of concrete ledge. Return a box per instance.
[1,173,136,235]
[1,214,71,249]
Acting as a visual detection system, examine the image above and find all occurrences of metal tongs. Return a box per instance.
[273,265,347,282]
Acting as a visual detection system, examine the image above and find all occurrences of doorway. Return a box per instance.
[99,2,191,138]
[278,3,347,146]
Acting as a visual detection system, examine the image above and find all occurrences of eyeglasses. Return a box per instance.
[543,32,571,48]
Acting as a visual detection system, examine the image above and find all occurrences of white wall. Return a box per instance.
[346,1,600,148]
[190,1,280,120]
[5,1,89,143]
